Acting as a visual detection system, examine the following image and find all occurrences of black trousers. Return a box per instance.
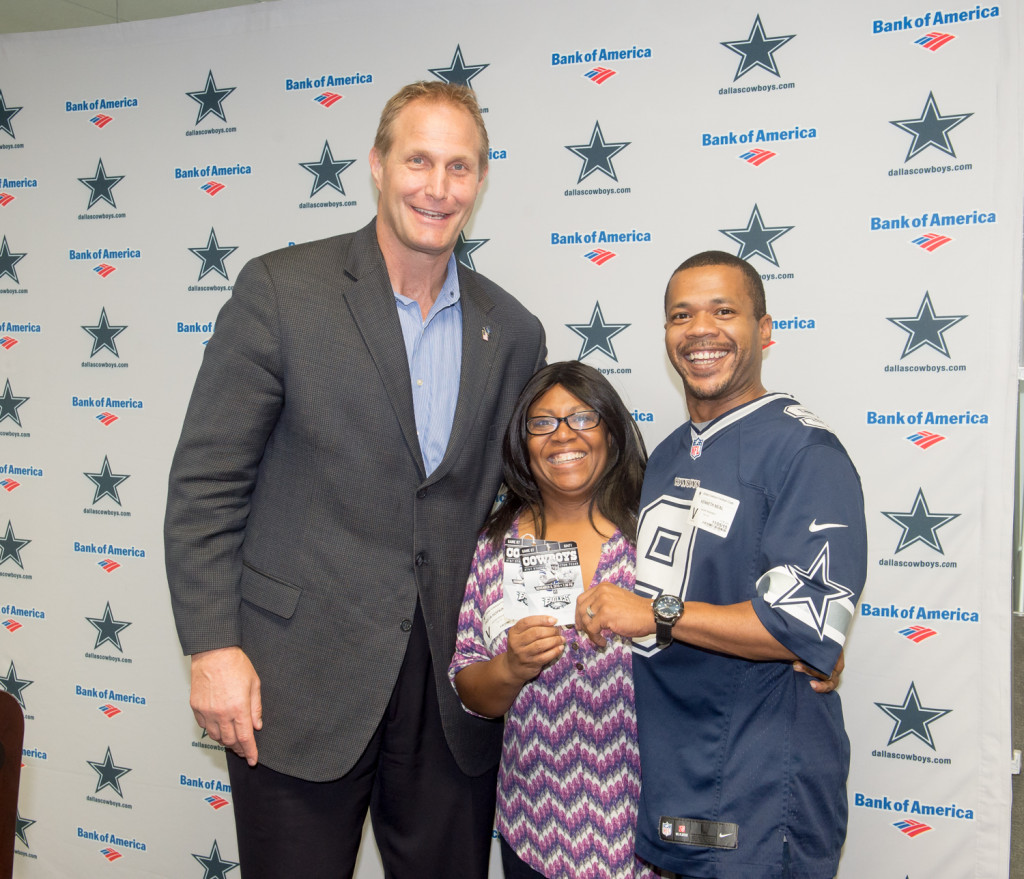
[226,605,498,879]
[499,835,547,879]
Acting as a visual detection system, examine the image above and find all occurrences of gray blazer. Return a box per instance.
[165,219,546,781]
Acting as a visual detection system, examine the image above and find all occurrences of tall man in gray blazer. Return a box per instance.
[165,81,546,878]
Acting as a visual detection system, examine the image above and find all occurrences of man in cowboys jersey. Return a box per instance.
[576,251,866,879]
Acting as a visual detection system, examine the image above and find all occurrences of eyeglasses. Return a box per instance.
[526,409,602,436]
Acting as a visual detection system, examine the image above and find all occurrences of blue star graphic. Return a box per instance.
[0,379,28,426]
[566,302,630,361]
[721,15,795,80]
[0,89,22,139]
[565,121,630,184]
[887,292,966,359]
[87,746,131,797]
[84,455,130,505]
[299,141,355,198]
[0,520,29,568]
[875,682,951,750]
[192,840,240,879]
[15,810,35,847]
[87,601,132,652]
[189,228,238,281]
[882,488,959,554]
[454,231,488,270]
[0,661,32,708]
[82,307,127,358]
[0,236,26,283]
[774,543,853,638]
[719,204,793,266]
[890,92,972,162]
[429,45,488,88]
[187,70,235,125]
[78,158,125,210]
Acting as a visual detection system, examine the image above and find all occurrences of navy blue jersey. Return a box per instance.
[632,394,867,879]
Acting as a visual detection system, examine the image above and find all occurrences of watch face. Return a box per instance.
[654,594,682,620]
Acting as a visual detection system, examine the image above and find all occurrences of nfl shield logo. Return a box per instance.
[690,434,703,460]
[661,820,674,838]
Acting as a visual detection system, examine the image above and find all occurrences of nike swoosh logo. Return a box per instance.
[809,520,848,532]
[719,832,733,838]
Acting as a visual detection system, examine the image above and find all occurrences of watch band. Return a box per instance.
[653,596,683,648]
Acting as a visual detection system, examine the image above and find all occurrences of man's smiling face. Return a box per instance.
[369,98,487,262]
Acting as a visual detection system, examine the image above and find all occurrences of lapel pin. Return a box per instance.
[481,326,491,341]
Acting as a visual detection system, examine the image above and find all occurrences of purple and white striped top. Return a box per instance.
[449,518,659,879]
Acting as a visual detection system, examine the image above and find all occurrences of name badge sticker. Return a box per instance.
[689,487,739,538]
[482,599,513,651]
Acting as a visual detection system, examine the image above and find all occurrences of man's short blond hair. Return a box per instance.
[373,81,489,174]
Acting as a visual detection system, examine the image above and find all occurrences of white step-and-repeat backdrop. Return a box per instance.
[0,1,1020,876]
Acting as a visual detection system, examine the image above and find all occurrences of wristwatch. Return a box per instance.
[652,594,683,648]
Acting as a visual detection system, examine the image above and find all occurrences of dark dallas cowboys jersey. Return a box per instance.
[632,394,867,879]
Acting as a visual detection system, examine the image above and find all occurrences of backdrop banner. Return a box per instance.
[0,1,1019,876]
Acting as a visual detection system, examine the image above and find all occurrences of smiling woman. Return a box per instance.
[449,361,659,879]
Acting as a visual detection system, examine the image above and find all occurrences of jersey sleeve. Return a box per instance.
[750,442,867,674]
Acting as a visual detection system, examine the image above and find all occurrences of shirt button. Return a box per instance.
[415,552,426,566]
[575,662,584,671]
[416,489,427,499]
[416,379,423,386]
[570,642,579,652]
[400,619,412,632]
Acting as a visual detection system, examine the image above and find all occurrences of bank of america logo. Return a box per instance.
[0,337,16,350]
[916,32,955,51]
[584,249,615,266]
[100,847,122,861]
[893,819,931,837]
[907,431,945,449]
[314,92,343,107]
[0,194,14,207]
[584,67,616,84]
[93,264,116,278]
[205,795,230,810]
[0,479,19,492]
[201,181,225,197]
[912,233,952,252]
[898,625,938,643]
[98,558,121,573]
[99,703,122,718]
[740,149,775,166]
[2,619,21,633]
[96,412,119,426]
[90,114,114,128]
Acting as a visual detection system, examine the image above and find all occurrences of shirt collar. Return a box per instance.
[393,254,461,323]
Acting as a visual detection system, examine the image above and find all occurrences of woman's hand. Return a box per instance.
[506,615,565,684]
